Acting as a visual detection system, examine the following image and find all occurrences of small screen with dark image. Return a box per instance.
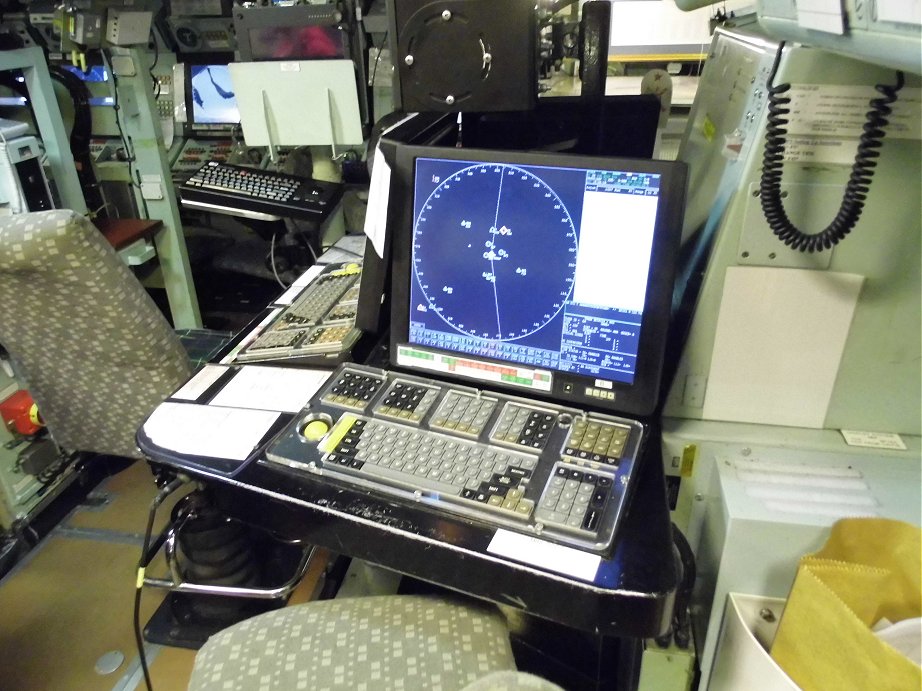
[247,25,346,60]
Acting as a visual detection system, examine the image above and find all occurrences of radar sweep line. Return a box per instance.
[489,168,505,338]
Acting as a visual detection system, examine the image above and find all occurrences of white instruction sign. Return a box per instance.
[785,85,921,140]
[780,85,921,164]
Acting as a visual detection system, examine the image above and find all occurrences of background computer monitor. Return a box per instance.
[388,145,687,417]
[234,4,349,62]
[187,63,240,131]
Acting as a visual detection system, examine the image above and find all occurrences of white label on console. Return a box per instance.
[487,530,601,582]
[840,429,907,450]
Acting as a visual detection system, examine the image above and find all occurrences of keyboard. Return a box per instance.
[179,161,343,221]
[265,364,646,556]
[234,263,363,364]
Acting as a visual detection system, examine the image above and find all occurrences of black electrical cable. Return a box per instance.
[148,30,161,100]
[759,41,905,252]
[653,523,697,649]
[670,524,696,649]
[103,49,150,219]
[148,29,159,71]
[35,453,72,490]
[48,64,106,214]
[134,476,187,691]
[369,31,387,89]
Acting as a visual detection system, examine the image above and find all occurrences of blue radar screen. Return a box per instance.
[413,162,578,341]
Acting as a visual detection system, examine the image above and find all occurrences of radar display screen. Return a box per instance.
[388,144,686,416]
[408,157,661,386]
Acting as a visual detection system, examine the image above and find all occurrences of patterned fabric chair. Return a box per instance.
[0,209,193,459]
[188,594,565,691]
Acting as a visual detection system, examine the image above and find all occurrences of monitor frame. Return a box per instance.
[388,144,687,418]
[185,62,240,133]
[233,3,349,62]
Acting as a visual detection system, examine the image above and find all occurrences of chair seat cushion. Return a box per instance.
[188,595,518,691]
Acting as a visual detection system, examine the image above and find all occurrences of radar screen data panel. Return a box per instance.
[389,146,687,417]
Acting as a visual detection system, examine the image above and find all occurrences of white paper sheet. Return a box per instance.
[361,113,417,259]
[487,529,601,582]
[318,234,366,264]
[208,365,331,413]
[702,267,863,428]
[142,402,280,460]
[171,364,229,401]
[274,283,307,307]
[292,263,327,289]
[363,145,390,259]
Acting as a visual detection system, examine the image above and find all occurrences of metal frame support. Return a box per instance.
[0,47,87,214]
[106,47,202,328]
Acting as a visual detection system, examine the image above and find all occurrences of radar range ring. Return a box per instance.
[413,163,578,341]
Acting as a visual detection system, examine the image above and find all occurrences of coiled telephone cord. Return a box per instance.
[759,42,905,252]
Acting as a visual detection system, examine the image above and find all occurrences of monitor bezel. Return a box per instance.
[185,62,240,132]
[388,144,687,418]
[233,4,349,62]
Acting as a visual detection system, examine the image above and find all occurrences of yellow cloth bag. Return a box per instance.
[770,517,921,691]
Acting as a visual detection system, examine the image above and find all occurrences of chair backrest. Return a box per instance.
[0,210,192,458]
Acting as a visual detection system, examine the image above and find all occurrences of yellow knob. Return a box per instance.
[303,420,330,441]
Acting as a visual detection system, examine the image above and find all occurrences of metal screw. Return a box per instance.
[445,94,455,105]
[442,9,452,20]
[741,251,750,258]
[404,54,414,66]
[695,493,704,501]
[769,252,777,259]
[760,608,776,622]
[752,189,760,197]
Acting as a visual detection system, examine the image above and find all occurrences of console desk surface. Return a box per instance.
[139,392,677,639]
[139,252,678,639]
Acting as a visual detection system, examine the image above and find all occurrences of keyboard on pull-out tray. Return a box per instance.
[234,263,362,364]
[265,364,647,556]
[179,161,343,221]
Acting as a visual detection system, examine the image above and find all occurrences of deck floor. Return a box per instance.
[0,461,326,691]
